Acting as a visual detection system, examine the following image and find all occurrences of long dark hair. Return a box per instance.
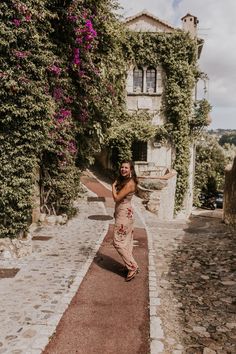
[115,160,138,191]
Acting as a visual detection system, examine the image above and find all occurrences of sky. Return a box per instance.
[117,0,236,130]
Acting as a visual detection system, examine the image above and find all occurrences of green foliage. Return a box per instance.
[193,133,236,205]
[0,0,128,238]
[0,0,56,237]
[110,30,211,211]
[190,99,211,136]
[0,0,212,237]
[107,110,157,162]
[219,132,236,146]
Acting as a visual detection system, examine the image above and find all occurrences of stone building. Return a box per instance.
[124,11,204,219]
[97,10,205,219]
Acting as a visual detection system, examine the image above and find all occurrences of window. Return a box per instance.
[132,141,147,161]
[133,68,143,92]
[146,67,156,93]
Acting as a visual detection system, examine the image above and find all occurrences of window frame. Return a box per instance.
[146,67,157,93]
[133,67,144,92]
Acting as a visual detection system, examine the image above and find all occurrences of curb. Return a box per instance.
[133,202,164,354]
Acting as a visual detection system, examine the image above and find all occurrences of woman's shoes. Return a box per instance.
[125,267,140,282]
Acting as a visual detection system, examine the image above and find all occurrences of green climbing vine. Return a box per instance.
[0,1,211,238]
[108,30,211,211]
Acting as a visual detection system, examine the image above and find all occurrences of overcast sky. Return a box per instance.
[118,0,236,130]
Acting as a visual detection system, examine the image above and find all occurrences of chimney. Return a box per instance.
[181,13,198,38]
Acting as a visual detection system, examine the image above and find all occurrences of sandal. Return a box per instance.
[125,267,140,282]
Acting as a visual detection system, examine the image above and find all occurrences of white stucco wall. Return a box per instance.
[147,142,172,168]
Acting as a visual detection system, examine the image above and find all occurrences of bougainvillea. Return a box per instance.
[0,0,56,237]
[0,0,128,237]
[0,0,210,237]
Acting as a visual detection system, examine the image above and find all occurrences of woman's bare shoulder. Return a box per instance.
[127,179,136,191]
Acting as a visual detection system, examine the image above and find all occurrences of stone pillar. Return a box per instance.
[223,156,236,226]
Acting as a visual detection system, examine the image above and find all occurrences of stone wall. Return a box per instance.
[137,169,177,220]
[223,157,236,226]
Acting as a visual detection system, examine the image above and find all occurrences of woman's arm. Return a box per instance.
[112,180,135,202]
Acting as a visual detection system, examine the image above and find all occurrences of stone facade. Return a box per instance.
[96,10,203,220]
[223,156,236,226]
[135,162,177,220]
[124,11,200,219]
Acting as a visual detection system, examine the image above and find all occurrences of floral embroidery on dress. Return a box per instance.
[126,208,133,219]
[116,224,127,237]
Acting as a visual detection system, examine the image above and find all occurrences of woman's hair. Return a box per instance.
[115,160,138,191]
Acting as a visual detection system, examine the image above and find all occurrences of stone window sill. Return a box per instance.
[127,92,162,96]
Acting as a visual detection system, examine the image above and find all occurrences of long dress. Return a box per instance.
[113,192,138,271]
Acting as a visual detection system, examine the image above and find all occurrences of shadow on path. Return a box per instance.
[94,252,127,278]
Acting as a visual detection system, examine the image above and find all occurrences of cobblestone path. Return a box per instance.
[145,209,236,354]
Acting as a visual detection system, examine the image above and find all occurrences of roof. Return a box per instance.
[124,9,175,30]
[181,13,199,22]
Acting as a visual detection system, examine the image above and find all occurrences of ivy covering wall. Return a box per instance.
[0,1,210,238]
[107,31,211,211]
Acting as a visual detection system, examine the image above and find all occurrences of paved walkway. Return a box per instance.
[43,173,150,354]
[0,170,235,354]
[0,171,162,354]
[0,175,111,353]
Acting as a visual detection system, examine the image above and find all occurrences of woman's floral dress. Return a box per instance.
[113,192,138,271]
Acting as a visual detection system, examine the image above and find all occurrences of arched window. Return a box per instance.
[133,68,143,92]
[146,67,156,93]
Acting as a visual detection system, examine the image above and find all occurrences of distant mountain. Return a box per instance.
[208,128,236,136]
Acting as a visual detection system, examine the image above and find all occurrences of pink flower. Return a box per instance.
[85,44,92,50]
[68,141,77,154]
[64,96,73,104]
[76,110,88,123]
[48,64,62,76]
[55,108,71,123]
[73,48,80,65]
[67,14,78,22]
[78,69,85,77]
[12,19,21,27]
[57,117,65,124]
[60,109,71,118]
[53,87,64,101]
[25,14,32,22]
[75,37,83,44]
[14,50,29,59]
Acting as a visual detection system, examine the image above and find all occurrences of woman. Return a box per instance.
[112,160,139,281]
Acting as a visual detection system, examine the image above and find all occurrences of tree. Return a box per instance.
[194,133,235,205]
[219,132,236,146]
